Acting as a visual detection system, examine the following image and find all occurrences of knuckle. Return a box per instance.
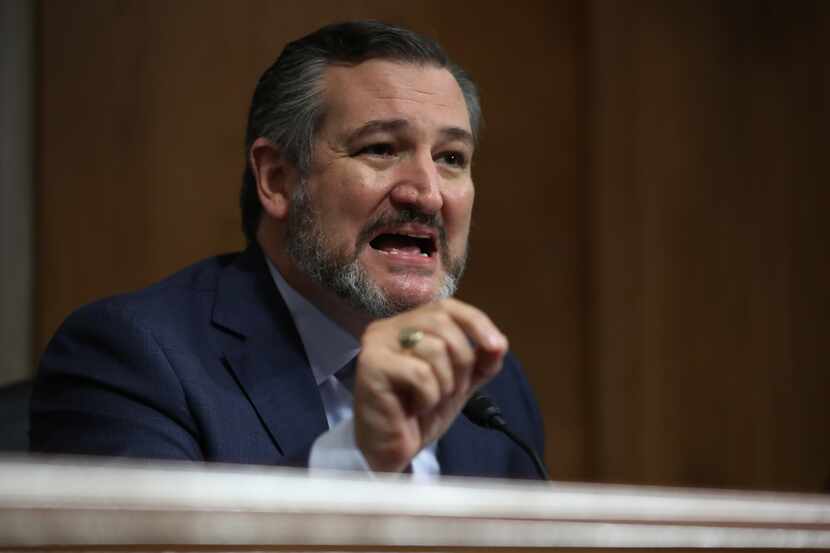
[433,338,449,358]
[422,335,445,356]
[468,309,491,329]
[423,380,440,403]
[411,360,432,383]
[447,336,473,363]
[457,346,476,368]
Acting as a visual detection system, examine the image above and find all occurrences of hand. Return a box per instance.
[353,298,508,472]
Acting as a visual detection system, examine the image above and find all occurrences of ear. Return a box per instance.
[249,137,296,221]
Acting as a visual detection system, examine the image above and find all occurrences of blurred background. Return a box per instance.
[1,0,827,492]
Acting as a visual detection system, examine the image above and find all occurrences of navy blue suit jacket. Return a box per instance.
[31,246,545,479]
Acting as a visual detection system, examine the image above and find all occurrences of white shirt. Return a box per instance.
[266,259,440,479]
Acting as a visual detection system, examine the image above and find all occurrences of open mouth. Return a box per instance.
[369,232,437,258]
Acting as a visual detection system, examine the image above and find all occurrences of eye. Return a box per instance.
[436,150,468,168]
[357,143,396,157]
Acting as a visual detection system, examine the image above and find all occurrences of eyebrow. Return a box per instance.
[343,118,475,147]
[441,126,475,146]
[345,119,409,144]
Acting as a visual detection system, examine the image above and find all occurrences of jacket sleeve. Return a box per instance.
[30,299,203,461]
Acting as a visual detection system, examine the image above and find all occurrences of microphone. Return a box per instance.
[463,391,550,480]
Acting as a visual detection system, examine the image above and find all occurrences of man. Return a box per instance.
[31,21,544,479]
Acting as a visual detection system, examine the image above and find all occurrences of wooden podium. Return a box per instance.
[1,455,828,551]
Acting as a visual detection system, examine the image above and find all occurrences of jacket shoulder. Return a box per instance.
[65,252,240,332]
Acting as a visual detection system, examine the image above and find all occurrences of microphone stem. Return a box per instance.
[462,391,550,481]
[496,424,550,481]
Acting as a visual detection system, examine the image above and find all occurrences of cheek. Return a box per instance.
[309,166,380,226]
[442,184,475,235]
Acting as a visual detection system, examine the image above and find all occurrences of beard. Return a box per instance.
[284,184,467,319]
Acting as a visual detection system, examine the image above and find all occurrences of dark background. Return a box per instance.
[34,0,829,492]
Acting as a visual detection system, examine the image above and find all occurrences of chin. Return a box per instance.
[380,277,446,309]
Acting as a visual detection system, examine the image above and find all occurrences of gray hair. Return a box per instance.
[240,20,481,243]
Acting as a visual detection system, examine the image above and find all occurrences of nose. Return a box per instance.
[389,152,443,215]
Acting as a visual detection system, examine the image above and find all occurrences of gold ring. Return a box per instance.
[398,327,424,350]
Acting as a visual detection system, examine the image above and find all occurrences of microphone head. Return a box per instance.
[462,391,506,429]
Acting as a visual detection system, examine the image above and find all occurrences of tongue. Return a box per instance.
[372,234,422,255]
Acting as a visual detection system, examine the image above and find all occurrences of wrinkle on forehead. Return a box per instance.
[360,80,457,108]
[325,61,464,102]
[321,60,471,138]
[373,94,453,108]
[371,83,441,97]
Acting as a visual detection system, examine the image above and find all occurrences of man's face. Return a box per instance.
[285,59,475,318]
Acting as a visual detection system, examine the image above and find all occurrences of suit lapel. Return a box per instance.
[212,246,328,459]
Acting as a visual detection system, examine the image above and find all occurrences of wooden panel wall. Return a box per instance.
[589,0,830,491]
[36,0,829,491]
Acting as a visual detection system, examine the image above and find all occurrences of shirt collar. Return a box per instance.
[266,257,360,385]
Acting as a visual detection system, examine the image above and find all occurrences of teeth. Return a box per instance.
[420,252,429,257]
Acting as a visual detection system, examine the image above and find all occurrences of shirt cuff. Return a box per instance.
[309,416,374,474]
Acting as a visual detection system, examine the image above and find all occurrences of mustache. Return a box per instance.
[357,208,448,251]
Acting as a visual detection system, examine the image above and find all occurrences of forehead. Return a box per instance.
[320,59,471,136]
